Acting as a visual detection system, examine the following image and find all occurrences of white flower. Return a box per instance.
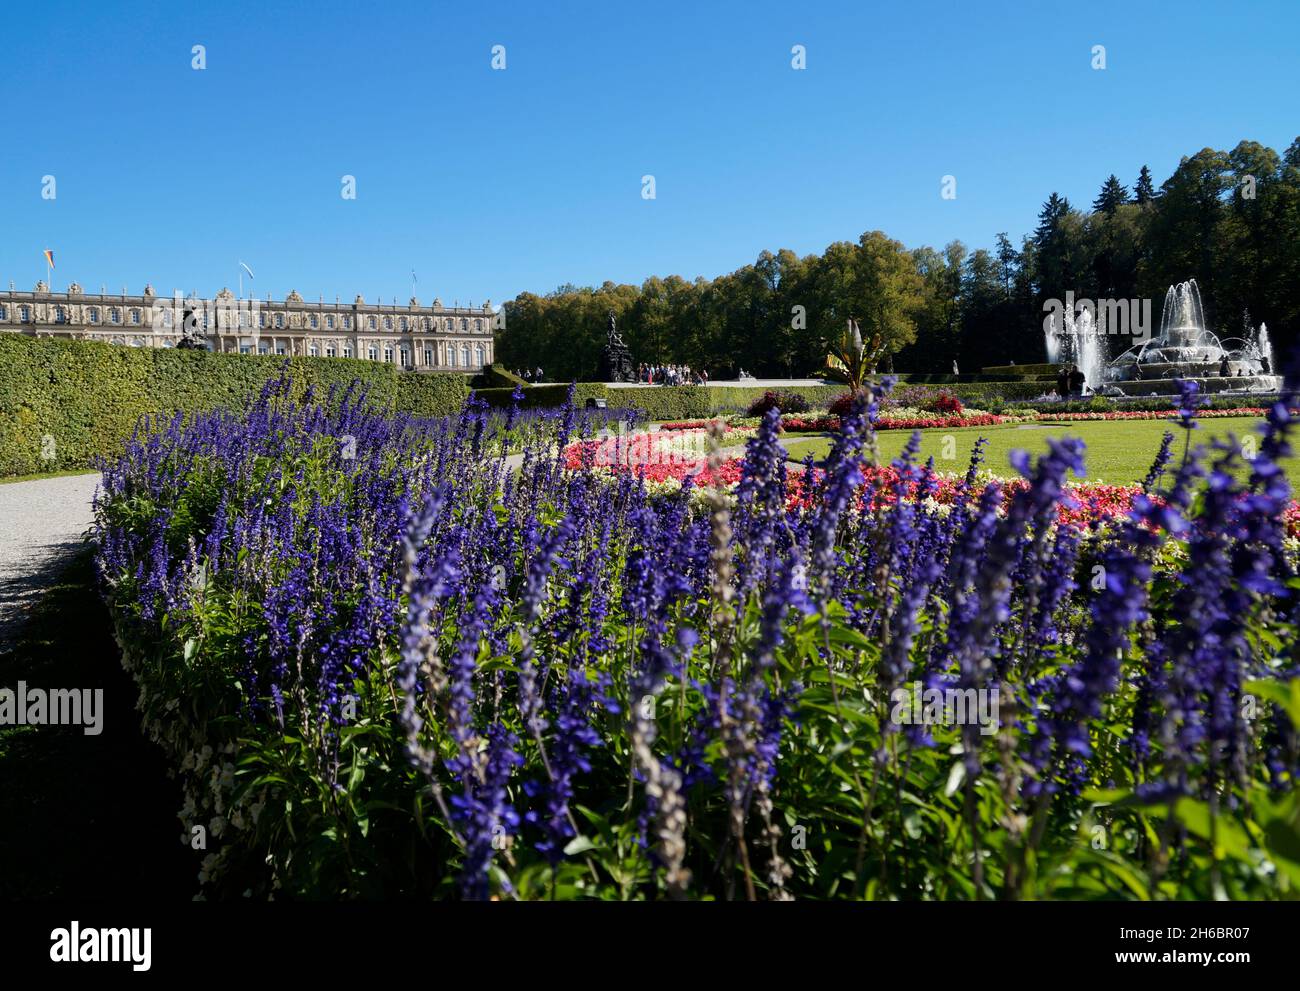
[197,853,218,885]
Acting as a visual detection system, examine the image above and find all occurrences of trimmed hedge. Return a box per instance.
[979,363,1059,378]
[481,364,528,389]
[470,383,850,420]
[469,380,1055,419]
[397,372,473,419]
[0,335,469,476]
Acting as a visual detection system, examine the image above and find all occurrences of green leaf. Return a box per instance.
[563,835,597,856]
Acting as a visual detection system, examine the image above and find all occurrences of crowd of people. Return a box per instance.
[512,368,545,382]
[637,363,709,385]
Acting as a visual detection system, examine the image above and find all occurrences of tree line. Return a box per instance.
[496,138,1300,380]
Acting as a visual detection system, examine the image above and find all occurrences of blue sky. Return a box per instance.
[2,0,1296,307]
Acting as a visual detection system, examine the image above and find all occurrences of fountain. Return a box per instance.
[1044,305,1108,394]
[1101,280,1281,397]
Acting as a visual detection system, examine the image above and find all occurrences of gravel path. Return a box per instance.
[0,473,101,646]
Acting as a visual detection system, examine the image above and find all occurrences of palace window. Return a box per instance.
[239,344,251,355]
[258,344,269,355]
[399,347,409,366]
[476,344,485,367]
[326,346,336,357]
[110,308,120,323]
[342,315,350,329]
[54,305,66,323]
[461,344,470,366]
[384,347,394,363]
[343,346,353,358]
[0,304,6,320]
[424,347,433,366]
[309,344,319,357]
[368,346,378,361]
[310,314,318,329]
[258,312,266,328]
[474,318,482,332]
[399,317,407,331]
[368,316,377,330]
[130,308,141,324]
[326,315,334,330]
[384,317,393,330]
[276,346,286,355]
[447,347,457,367]
[238,311,247,328]
[88,307,99,323]
[460,318,467,331]
[20,305,31,322]
[275,314,284,329]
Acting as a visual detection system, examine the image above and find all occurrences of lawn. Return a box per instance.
[780,415,1300,487]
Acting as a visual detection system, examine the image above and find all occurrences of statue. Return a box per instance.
[599,309,634,382]
[176,306,210,350]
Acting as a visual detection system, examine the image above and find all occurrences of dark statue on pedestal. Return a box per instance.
[177,307,210,350]
[599,310,634,382]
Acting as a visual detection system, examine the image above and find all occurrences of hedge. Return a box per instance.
[979,363,1060,378]
[481,364,528,389]
[0,335,469,476]
[471,383,849,419]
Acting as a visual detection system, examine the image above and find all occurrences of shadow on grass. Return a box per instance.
[0,544,194,899]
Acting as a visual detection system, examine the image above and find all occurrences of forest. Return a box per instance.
[496,139,1300,380]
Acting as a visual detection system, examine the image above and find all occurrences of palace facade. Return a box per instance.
[0,282,496,371]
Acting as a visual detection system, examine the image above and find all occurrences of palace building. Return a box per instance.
[0,282,497,371]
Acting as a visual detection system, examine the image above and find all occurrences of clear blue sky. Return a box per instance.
[2,0,1296,307]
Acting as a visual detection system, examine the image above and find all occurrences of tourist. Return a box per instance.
[1055,366,1069,397]
[952,360,959,375]
[1068,364,1086,397]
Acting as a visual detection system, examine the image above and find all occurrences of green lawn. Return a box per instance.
[781,415,1300,488]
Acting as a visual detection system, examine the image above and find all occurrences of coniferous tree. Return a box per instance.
[1093,174,1130,213]
[1134,165,1156,205]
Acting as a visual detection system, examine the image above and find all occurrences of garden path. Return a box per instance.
[0,473,100,645]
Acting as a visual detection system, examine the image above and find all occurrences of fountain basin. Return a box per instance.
[1102,374,1282,398]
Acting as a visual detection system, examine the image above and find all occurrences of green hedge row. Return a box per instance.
[472,383,849,419]
[0,336,470,476]
[979,363,1059,378]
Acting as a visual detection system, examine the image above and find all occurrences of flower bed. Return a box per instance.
[93,379,1300,901]
[781,413,1009,432]
[1037,407,1289,422]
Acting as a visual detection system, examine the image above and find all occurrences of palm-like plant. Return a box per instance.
[823,317,886,392]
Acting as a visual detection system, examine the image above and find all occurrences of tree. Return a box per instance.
[994,232,1019,299]
[1092,174,1130,213]
[1134,165,1156,205]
